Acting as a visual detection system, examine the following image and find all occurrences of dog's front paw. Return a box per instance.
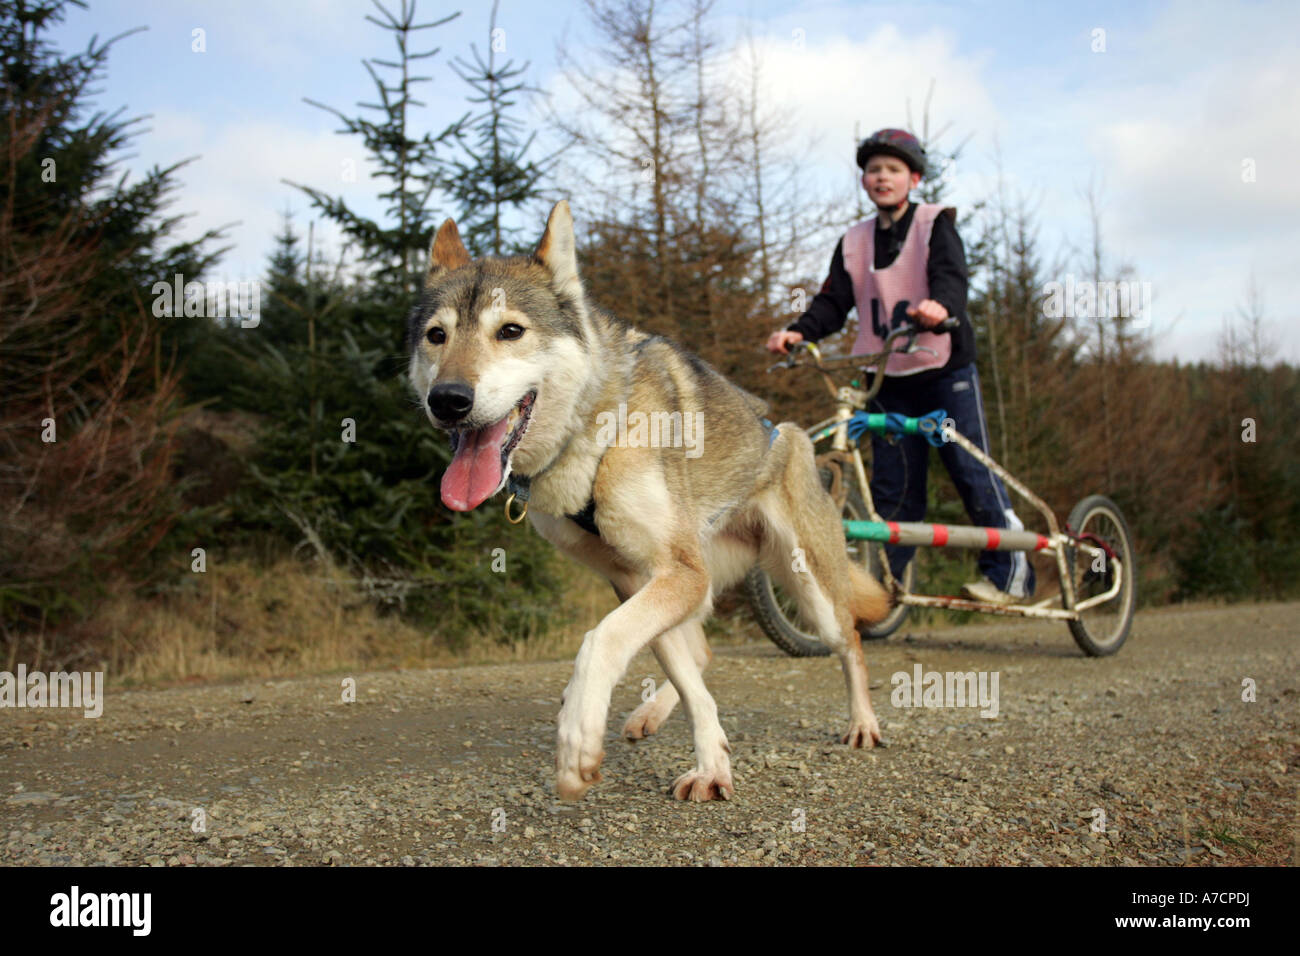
[841,714,882,749]
[555,729,605,801]
[555,762,603,802]
[670,767,734,802]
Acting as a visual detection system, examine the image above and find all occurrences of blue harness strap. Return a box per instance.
[759,416,778,446]
[846,408,949,448]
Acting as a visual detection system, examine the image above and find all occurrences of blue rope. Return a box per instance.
[846,408,949,448]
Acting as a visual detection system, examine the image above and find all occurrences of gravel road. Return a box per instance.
[2,602,1295,866]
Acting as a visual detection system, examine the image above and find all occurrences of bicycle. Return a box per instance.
[747,310,1138,658]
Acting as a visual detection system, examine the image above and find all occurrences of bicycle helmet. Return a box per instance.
[855,128,927,179]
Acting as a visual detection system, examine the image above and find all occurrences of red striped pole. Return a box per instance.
[844,520,1050,552]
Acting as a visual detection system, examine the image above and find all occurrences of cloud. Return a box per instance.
[134,110,386,279]
[1072,2,1300,360]
[734,23,998,163]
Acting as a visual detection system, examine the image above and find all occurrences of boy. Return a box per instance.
[765,128,1034,603]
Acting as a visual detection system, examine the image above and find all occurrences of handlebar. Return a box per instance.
[767,307,960,403]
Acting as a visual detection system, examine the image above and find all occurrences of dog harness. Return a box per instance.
[504,414,778,537]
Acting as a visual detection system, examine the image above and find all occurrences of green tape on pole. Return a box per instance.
[864,414,921,436]
[843,520,893,542]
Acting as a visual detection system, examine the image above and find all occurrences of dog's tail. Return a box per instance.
[848,562,891,627]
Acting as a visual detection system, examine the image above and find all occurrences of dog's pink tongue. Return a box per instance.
[441,417,512,511]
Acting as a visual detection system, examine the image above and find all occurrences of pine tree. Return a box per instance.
[285,0,466,301]
[239,210,312,355]
[231,0,565,639]
[445,0,551,256]
[0,0,224,648]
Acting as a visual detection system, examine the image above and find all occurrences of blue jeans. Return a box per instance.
[867,363,1035,597]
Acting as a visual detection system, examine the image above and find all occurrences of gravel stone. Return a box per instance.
[0,603,1293,866]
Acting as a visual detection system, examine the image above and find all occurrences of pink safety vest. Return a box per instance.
[843,203,956,375]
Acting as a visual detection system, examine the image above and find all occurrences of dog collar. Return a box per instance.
[503,472,601,538]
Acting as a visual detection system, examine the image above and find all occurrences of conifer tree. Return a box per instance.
[446,0,551,256]
[0,0,223,646]
[286,0,465,301]
[235,0,564,637]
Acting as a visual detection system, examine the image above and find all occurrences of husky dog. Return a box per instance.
[409,201,891,802]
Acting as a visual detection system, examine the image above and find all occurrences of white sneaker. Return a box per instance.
[961,577,1018,605]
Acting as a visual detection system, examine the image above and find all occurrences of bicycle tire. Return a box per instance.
[1065,495,1138,656]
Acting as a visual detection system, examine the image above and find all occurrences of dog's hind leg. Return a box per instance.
[648,620,733,800]
[603,578,686,741]
[623,678,678,741]
[623,619,713,741]
[759,425,890,748]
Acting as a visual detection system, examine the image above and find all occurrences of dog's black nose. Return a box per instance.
[427,383,475,423]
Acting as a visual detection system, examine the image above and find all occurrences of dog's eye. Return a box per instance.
[427,327,446,345]
[498,323,524,341]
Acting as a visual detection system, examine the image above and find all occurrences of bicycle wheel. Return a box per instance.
[745,564,829,657]
[1065,495,1138,656]
[746,464,909,656]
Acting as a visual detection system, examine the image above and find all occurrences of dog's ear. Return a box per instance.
[426,219,471,286]
[534,200,582,301]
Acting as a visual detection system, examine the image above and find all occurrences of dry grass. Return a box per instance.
[89,550,1019,690]
[60,554,1254,693]
[94,553,628,689]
